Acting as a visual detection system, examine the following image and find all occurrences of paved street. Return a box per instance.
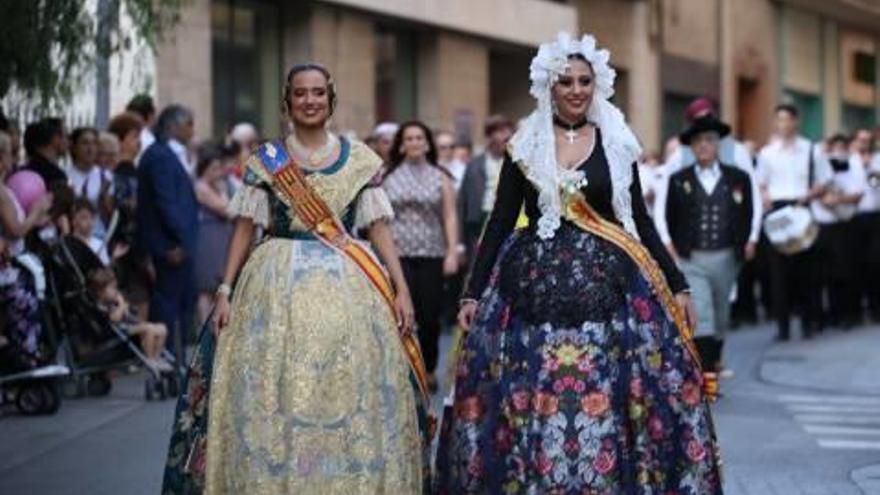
[1,323,878,495]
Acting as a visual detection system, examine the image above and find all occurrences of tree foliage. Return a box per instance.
[0,0,189,107]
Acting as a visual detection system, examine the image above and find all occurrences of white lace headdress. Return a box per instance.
[510,32,642,239]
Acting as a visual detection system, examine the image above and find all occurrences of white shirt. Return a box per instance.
[811,154,866,224]
[66,163,113,208]
[443,159,467,191]
[138,127,155,163]
[86,236,110,266]
[167,139,194,177]
[482,152,504,213]
[857,153,880,213]
[756,136,831,202]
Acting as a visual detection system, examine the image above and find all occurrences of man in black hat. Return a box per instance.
[656,116,754,380]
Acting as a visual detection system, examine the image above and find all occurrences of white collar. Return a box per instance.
[695,161,721,175]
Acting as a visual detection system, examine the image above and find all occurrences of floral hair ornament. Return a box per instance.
[510,32,642,240]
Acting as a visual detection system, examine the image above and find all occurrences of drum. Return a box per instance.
[763,205,819,255]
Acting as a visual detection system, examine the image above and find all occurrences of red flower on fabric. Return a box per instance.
[682,380,702,406]
[649,415,666,440]
[593,449,616,475]
[632,297,653,322]
[511,390,531,412]
[686,439,707,462]
[494,425,513,451]
[467,454,484,477]
[533,392,559,417]
[536,453,554,475]
[582,391,610,418]
[630,378,644,399]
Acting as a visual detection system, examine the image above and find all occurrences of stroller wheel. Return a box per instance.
[15,382,56,415]
[164,374,180,398]
[87,373,112,397]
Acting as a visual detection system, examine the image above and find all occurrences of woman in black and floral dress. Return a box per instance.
[436,33,722,494]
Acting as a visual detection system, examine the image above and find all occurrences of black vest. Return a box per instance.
[694,180,735,250]
[665,164,753,259]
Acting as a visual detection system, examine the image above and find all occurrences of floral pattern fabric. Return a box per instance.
[436,222,722,494]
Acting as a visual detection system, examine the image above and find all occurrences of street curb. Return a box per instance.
[851,464,880,495]
[756,327,880,397]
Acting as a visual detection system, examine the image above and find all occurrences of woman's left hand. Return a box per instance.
[394,290,415,336]
[676,292,698,335]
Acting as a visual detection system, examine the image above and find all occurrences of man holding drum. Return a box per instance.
[756,104,832,341]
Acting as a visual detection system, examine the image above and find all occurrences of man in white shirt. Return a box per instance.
[658,116,754,379]
[810,134,865,329]
[854,129,880,322]
[755,104,832,340]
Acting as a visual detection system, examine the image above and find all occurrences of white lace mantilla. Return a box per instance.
[510,32,642,240]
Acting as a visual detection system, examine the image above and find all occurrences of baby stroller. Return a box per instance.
[0,252,70,415]
[43,236,178,401]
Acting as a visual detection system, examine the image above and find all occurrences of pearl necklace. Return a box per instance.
[288,131,338,169]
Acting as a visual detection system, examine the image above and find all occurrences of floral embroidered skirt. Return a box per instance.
[436,223,722,494]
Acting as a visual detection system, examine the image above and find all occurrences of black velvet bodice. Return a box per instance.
[463,129,688,299]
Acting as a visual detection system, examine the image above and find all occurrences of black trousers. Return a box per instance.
[401,257,444,374]
[767,238,823,339]
[694,336,724,371]
[854,212,880,320]
[815,221,860,326]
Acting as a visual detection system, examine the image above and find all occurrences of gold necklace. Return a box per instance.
[288,131,338,169]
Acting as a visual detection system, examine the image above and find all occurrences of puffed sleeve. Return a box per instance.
[354,186,395,231]
[227,158,272,228]
[227,185,271,228]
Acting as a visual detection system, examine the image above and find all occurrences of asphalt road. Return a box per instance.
[1,324,878,495]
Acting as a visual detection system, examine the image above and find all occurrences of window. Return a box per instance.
[783,90,823,141]
[375,26,418,123]
[211,0,282,139]
[853,51,876,86]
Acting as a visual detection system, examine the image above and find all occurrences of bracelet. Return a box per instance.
[216,283,232,297]
[459,298,478,308]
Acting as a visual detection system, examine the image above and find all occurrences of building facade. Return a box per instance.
[578,0,880,153]
[154,0,576,143]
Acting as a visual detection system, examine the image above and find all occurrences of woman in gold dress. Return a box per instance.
[162,63,429,495]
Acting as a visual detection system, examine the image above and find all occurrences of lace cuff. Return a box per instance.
[354,187,394,232]
[227,185,270,228]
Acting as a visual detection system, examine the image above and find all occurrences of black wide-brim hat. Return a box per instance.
[679,116,731,145]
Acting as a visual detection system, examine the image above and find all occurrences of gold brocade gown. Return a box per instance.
[204,136,423,494]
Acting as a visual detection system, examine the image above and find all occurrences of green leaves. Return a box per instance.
[0,0,188,109]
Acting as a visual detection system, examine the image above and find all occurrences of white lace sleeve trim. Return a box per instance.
[354,186,394,232]
[227,185,270,228]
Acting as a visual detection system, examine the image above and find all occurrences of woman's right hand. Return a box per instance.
[213,294,231,336]
[457,300,478,330]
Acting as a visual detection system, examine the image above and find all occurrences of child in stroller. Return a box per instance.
[87,267,172,373]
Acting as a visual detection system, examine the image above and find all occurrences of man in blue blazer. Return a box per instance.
[137,104,198,360]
